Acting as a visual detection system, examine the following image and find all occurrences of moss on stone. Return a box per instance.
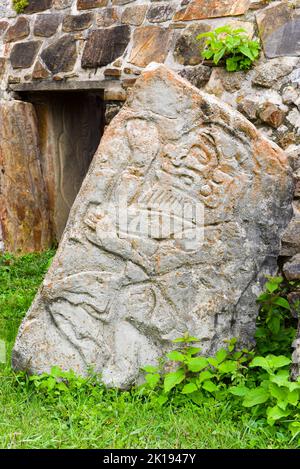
[12,0,29,14]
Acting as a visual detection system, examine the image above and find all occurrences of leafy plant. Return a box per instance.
[12,0,29,14]
[238,354,300,435]
[197,25,260,72]
[142,334,253,406]
[255,276,299,355]
[19,366,102,402]
[142,276,300,440]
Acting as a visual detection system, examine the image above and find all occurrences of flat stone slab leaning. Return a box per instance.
[12,64,294,388]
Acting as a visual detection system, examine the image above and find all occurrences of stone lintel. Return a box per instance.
[9,80,125,100]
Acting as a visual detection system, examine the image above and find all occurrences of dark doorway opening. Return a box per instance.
[19,90,105,242]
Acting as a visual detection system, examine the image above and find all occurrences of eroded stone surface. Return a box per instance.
[77,0,108,9]
[121,5,148,26]
[174,0,250,21]
[12,64,293,388]
[63,13,93,32]
[292,319,300,379]
[174,23,210,66]
[0,58,6,79]
[259,102,285,129]
[96,8,119,27]
[4,16,29,43]
[34,14,61,37]
[82,26,130,68]
[41,35,77,74]
[0,21,8,35]
[129,26,170,67]
[283,254,300,281]
[24,0,53,14]
[0,101,51,253]
[252,57,298,88]
[178,64,211,89]
[10,41,41,69]
[281,216,300,256]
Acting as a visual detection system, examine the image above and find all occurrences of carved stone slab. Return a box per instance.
[12,64,293,388]
[0,101,51,253]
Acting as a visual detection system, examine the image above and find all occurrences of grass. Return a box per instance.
[0,251,298,449]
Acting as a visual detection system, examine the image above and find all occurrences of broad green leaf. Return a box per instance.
[265,281,279,293]
[269,383,287,402]
[249,356,269,370]
[213,47,226,64]
[196,32,215,40]
[46,377,56,391]
[190,391,203,406]
[56,382,68,392]
[277,399,289,411]
[268,316,280,335]
[215,348,228,364]
[207,357,218,367]
[50,366,62,377]
[167,351,186,362]
[288,381,300,392]
[226,337,237,352]
[267,405,290,425]
[156,394,168,406]
[269,370,292,389]
[243,387,269,407]
[226,57,238,72]
[172,337,187,343]
[287,389,299,406]
[214,25,232,34]
[202,380,218,393]
[198,370,213,383]
[257,292,270,302]
[238,44,254,60]
[202,49,214,60]
[270,276,284,283]
[265,355,291,369]
[142,365,159,373]
[266,276,283,291]
[218,360,237,374]
[172,335,199,343]
[187,357,208,372]
[273,297,291,310]
[164,369,185,393]
[232,28,247,34]
[181,382,198,394]
[289,421,300,437]
[229,386,249,397]
[251,355,290,371]
[184,336,201,343]
[186,347,202,356]
[145,373,160,388]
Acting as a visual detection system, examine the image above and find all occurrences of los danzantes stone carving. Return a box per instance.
[13,64,293,388]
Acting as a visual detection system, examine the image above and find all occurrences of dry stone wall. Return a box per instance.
[0,1,298,253]
[0,2,299,149]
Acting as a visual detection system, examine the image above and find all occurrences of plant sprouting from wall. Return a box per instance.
[12,0,29,14]
[197,25,261,72]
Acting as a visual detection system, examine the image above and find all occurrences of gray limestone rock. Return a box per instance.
[292,322,300,380]
[12,64,294,388]
[283,254,300,281]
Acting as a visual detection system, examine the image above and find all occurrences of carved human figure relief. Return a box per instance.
[13,65,293,388]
